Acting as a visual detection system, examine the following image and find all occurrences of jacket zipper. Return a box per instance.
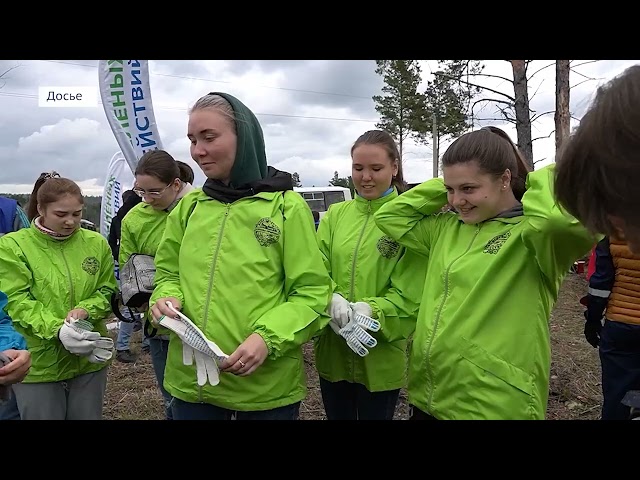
[348,201,371,381]
[60,246,75,311]
[199,204,230,402]
[426,225,481,411]
[60,244,79,369]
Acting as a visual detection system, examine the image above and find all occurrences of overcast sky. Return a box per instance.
[0,59,637,195]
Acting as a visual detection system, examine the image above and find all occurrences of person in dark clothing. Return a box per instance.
[108,190,145,362]
[582,236,640,420]
[108,190,142,261]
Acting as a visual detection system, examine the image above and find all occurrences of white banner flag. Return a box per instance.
[100,151,135,239]
[98,60,163,172]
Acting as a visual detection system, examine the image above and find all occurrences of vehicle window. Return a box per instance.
[325,191,345,208]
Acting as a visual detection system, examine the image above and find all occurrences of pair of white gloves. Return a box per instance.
[157,302,229,387]
[58,318,114,363]
[329,293,380,357]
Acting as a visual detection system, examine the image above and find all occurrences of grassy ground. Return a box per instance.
[103,272,600,420]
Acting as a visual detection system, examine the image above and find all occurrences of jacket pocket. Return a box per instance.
[460,338,534,397]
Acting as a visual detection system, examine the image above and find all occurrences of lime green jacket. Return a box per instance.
[0,225,117,383]
[374,165,597,419]
[120,201,173,336]
[314,189,426,392]
[150,188,332,411]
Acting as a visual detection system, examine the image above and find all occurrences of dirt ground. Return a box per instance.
[103,272,599,420]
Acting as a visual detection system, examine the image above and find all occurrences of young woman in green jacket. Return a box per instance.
[150,92,332,420]
[0,173,117,420]
[374,127,597,420]
[315,130,425,420]
[118,150,195,420]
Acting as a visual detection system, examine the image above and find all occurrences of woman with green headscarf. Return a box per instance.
[150,92,332,420]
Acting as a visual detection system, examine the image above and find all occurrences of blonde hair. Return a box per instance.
[189,93,237,133]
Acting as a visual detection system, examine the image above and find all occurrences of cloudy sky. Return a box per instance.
[0,59,637,195]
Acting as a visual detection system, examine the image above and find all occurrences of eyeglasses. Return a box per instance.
[133,182,173,198]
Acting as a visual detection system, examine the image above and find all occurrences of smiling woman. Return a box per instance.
[441,126,530,225]
[373,126,597,420]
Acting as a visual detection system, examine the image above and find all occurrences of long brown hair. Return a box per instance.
[555,65,640,237]
[27,171,83,221]
[441,126,531,201]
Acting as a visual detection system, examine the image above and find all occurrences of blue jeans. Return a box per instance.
[172,397,301,420]
[599,319,640,420]
[0,388,20,420]
[319,377,400,420]
[148,337,173,420]
[116,309,147,351]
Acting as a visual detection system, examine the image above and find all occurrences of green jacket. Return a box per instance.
[314,189,425,392]
[0,225,117,383]
[151,188,332,410]
[120,201,173,336]
[374,165,596,419]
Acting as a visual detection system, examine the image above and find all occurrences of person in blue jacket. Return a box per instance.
[0,291,31,415]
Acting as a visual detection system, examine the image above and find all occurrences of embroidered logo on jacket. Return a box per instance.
[377,235,401,259]
[483,231,511,255]
[254,218,281,247]
[82,256,100,275]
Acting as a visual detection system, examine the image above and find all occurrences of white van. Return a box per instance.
[294,186,352,218]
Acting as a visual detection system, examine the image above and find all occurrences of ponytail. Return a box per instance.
[481,126,531,201]
[27,171,61,221]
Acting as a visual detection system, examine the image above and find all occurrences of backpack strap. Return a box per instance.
[143,318,157,338]
[110,291,138,323]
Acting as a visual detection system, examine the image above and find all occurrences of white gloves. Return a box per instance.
[329,298,381,357]
[183,344,220,387]
[59,320,101,355]
[330,293,351,329]
[87,338,115,364]
[159,302,228,387]
[351,302,373,319]
[59,319,114,363]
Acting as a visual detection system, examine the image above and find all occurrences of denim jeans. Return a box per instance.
[0,388,20,420]
[599,319,640,420]
[319,377,400,420]
[115,309,147,351]
[171,397,301,420]
[148,337,173,420]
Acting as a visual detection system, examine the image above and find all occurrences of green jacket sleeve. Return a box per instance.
[118,215,134,268]
[364,248,426,343]
[252,191,332,358]
[150,196,195,308]
[0,236,64,340]
[76,239,118,324]
[316,205,338,294]
[521,165,600,282]
[374,178,449,257]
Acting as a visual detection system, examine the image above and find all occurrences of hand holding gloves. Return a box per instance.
[329,295,380,357]
[158,301,229,387]
[58,319,114,363]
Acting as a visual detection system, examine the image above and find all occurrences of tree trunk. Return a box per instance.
[509,60,534,170]
[432,113,438,178]
[555,60,571,155]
